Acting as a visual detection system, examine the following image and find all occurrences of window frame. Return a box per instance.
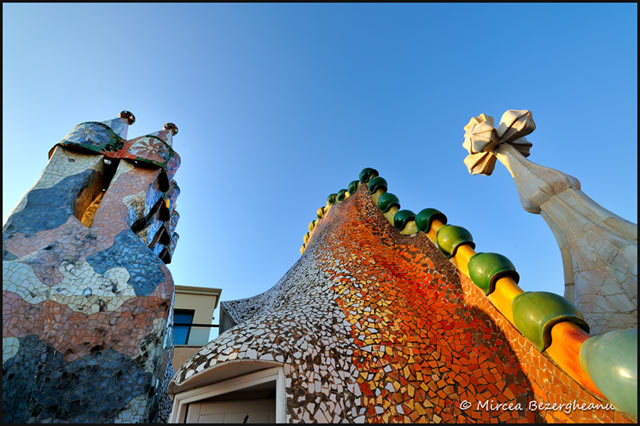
[173,309,195,346]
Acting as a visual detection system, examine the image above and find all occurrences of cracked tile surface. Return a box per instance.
[3,116,179,423]
[174,183,632,423]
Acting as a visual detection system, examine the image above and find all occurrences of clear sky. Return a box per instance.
[3,4,637,335]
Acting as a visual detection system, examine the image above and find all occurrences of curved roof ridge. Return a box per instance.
[298,167,636,419]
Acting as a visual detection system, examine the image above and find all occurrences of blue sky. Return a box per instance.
[3,4,637,333]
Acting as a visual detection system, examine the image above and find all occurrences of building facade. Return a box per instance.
[172,285,222,371]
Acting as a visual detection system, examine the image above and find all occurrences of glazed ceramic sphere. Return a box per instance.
[347,180,359,195]
[415,208,447,233]
[468,252,519,295]
[164,122,178,135]
[436,225,475,258]
[377,192,400,214]
[359,167,379,184]
[368,176,388,194]
[393,210,416,231]
[512,291,589,351]
[119,110,136,125]
[580,328,638,419]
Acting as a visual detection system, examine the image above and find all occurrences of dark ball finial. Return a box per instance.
[164,122,178,136]
[119,110,135,125]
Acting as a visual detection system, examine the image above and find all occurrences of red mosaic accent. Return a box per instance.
[314,185,632,423]
[2,283,171,362]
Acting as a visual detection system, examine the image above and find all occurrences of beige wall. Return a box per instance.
[172,346,202,372]
[173,285,222,371]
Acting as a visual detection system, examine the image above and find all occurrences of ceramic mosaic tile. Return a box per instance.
[173,182,633,423]
[3,114,179,423]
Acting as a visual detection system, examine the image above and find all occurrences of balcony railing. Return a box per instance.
[172,322,220,346]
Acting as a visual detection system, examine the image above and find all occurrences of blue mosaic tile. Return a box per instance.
[2,335,151,423]
[86,230,165,297]
[3,170,95,238]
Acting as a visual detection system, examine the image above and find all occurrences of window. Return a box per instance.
[174,309,195,345]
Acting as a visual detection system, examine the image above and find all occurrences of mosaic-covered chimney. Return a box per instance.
[3,111,181,422]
